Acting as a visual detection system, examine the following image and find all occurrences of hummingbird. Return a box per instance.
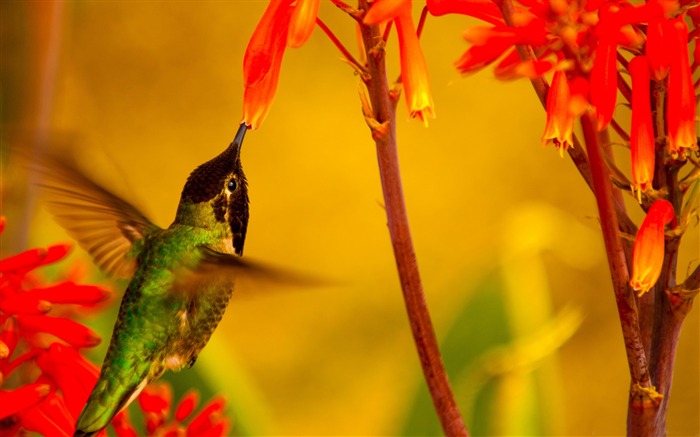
[24,123,282,436]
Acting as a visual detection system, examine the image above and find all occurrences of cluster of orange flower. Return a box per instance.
[240,0,697,297]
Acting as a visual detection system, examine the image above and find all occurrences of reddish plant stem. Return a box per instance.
[581,113,661,436]
[356,3,468,435]
[647,162,687,434]
[315,17,368,78]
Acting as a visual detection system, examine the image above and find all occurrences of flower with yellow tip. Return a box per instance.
[629,55,655,202]
[288,0,320,48]
[666,18,698,158]
[630,199,676,296]
[364,0,435,125]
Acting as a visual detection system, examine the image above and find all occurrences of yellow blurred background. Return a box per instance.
[1,1,697,435]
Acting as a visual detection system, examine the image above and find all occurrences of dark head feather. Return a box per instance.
[181,141,243,203]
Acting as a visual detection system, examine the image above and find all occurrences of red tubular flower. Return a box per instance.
[589,5,620,131]
[646,17,671,81]
[175,390,200,421]
[628,55,655,200]
[288,0,320,48]
[630,199,676,295]
[0,243,71,274]
[0,383,50,419]
[666,18,698,158]
[242,0,293,129]
[542,70,575,152]
[35,343,100,418]
[15,314,101,348]
[0,218,111,436]
[186,396,228,436]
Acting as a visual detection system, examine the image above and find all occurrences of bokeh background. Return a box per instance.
[1,1,698,435]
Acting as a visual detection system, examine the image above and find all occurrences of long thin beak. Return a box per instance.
[233,123,248,149]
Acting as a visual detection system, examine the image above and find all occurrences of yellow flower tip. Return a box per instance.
[630,199,676,295]
[411,106,435,127]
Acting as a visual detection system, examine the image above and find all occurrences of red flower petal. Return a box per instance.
[0,317,19,359]
[15,315,101,348]
[28,282,110,306]
[589,8,620,131]
[196,420,230,437]
[630,199,676,295]
[666,18,698,157]
[0,217,5,234]
[646,17,671,81]
[455,31,515,74]
[0,244,72,274]
[1,295,52,315]
[175,390,200,422]
[138,382,172,415]
[629,55,655,199]
[19,391,74,437]
[36,343,100,418]
[111,410,139,437]
[0,383,50,419]
[186,396,226,436]
[427,0,506,25]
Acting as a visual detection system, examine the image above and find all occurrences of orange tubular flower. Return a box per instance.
[395,4,435,125]
[666,18,698,158]
[541,70,575,152]
[242,0,293,129]
[365,0,435,125]
[630,199,676,295]
[629,55,655,200]
[288,0,320,48]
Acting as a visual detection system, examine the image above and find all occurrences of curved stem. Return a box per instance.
[356,3,468,435]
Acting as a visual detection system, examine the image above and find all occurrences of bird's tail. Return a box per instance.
[73,363,151,437]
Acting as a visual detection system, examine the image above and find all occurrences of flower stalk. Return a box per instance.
[357,2,467,434]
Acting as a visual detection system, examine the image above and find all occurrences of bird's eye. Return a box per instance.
[227,179,237,192]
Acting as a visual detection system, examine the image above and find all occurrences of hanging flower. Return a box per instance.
[542,70,575,151]
[589,4,622,131]
[288,0,320,48]
[242,0,293,129]
[666,18,698,158]
[630,199,676,295]
[365,0,436,125]
[646,17,671,81]
[629,55,655,201]
[242,0,324,129]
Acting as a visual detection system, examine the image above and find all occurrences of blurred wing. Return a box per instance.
[27,149,162,278]
[172,246,333,297]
